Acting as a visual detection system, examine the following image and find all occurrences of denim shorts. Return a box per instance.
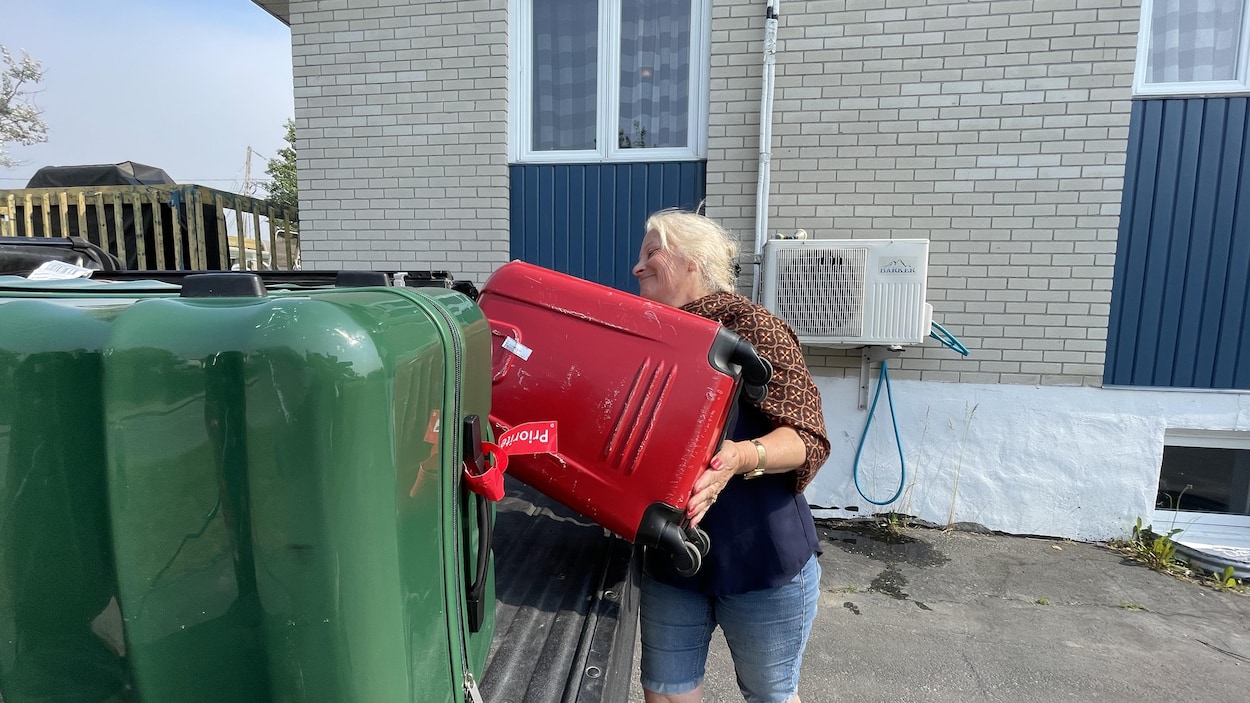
[639,554,820,703]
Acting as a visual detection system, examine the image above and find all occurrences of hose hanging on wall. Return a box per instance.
[852,359,905,505]
[852,321,970,506]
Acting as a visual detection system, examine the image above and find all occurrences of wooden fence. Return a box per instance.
[0,184,299,271]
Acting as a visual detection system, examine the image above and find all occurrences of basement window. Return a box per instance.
[1155,430,1250,528]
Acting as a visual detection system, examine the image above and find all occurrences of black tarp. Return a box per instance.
[10,162,226,270]
[24,162,175,188]
[0,236,123,275]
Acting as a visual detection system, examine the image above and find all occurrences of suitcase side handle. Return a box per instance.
[466,492,493,632]
[730,338,772,404]
[710,328,773,404]
[462,415,495,633]
[487,321,523,383]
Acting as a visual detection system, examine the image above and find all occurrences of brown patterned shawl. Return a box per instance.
[682,292,831,492]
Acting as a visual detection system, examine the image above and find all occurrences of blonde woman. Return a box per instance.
[632,208,830,703]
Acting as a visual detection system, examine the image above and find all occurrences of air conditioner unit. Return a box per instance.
[760,238,932,346]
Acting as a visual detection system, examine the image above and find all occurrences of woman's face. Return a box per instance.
[633,229,702,307]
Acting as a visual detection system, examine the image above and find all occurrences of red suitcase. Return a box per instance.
[479,261,769,575]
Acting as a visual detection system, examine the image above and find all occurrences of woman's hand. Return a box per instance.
[687,440,754,527]
[686,427,808,527]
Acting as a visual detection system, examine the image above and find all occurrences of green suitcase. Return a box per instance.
[0,272,495,702]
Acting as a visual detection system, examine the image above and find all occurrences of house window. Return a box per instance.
[1157,436,1250,515]
[1154,430,1250,536]
[1134,0,1250,96]
[510,0,710,163]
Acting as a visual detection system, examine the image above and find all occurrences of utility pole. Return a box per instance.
[242,146,254,196]
[242,146,254,246]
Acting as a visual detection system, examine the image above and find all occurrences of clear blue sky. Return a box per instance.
[1,0,294,194]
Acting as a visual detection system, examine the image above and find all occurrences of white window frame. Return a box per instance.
[1134,0,1250,97]
[508,0,710,164]
[1153,429,1250,534]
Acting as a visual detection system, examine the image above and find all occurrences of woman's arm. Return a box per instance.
[679,293,831,526]
[686,427,807,526]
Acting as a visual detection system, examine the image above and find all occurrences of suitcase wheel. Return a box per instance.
[672,542,702,578]
[639,504,706,576]
[685,526,711,557]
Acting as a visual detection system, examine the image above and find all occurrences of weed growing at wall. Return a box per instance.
[1108,518,1245,595]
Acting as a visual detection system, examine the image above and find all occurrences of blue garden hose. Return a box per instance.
[852,359,906,505]
[852,322,969,506]
[930,321,969,356]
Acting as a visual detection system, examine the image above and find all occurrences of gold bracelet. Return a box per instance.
[745,440,766,479]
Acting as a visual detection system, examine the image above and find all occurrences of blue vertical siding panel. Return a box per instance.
[538,167,555,266]
[527,167,542,264]
[523,166,540,263]
[616,164,644,292]
[1134,99,1183,383]
[647,163,665,215]
[597,166,618,287]
[568,167,586,276]
[1195,98,1246,386]
[680,162,702,209]
[1213,122,1250,386]
[509,167,526,268]
[509,161,706,292]
[1153,99,1204,383]
[553,167,569,273]
[661,162,681,207]
[1232,102,1250,390]
[583,166,601,283]
[1173,99,1227,387]
[1106,97,1250,389]
[1232,250,1250,389]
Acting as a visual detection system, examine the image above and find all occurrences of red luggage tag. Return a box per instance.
[464,441,508,502]
[497,421,559,454]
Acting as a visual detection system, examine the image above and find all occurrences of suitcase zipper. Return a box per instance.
[465,671,485,703]
[419,295,481,701]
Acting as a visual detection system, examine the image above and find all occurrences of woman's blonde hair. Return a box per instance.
[644,208,739,294]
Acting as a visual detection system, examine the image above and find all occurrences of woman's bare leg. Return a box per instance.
[643,686,704,703]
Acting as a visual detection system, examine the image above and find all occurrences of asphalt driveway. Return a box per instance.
[631,522,1250,702]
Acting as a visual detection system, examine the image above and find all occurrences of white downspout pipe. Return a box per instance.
[751,0,779,302]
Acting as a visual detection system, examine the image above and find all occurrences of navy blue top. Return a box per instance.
[646,401,821,597]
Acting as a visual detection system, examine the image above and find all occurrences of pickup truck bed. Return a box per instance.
[486,478,639,702]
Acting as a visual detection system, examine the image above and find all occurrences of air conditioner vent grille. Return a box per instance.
[773,247,866,338]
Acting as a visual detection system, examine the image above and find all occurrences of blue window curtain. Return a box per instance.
[1148,0,1244,84]
[618,0,691,150]
[532,0,598,151]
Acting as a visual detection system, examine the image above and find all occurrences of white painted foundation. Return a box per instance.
[804,377,1250,543]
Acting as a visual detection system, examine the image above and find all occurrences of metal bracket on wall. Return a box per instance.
[860,345,905,409]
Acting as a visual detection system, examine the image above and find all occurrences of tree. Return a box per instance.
[264,119,297,211]
[0,46,47,169]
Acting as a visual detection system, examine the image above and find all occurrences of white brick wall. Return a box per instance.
[707,0,1138,386]
[289,0,509,281]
